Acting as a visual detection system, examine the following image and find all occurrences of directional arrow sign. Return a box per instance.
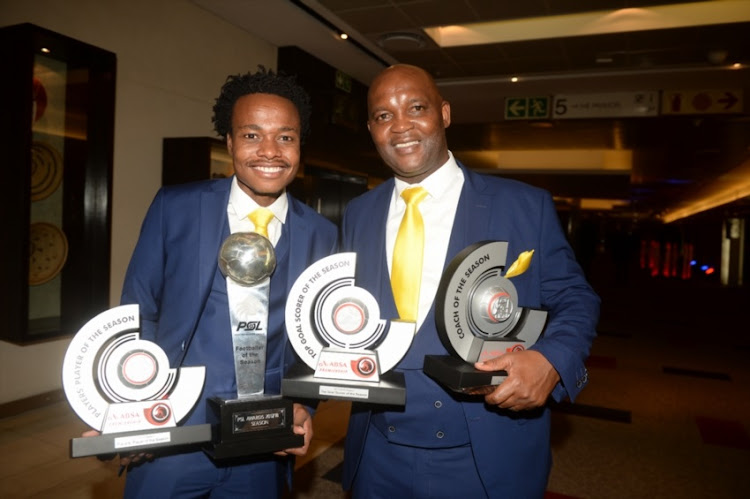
[505,97,550,120]
[661,90,744,115]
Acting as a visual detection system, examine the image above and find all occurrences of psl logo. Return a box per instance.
[237,321,263,331]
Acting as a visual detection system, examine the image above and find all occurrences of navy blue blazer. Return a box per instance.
[121,176,338,424]
[340,163,600,497]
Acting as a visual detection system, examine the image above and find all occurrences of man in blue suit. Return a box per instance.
[341,65,599,498]
[119,68,337,497]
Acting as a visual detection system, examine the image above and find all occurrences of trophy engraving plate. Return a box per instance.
[62,304,211,458]
[282,252,414,406]
[424,241,548,394]
[203,232,303,459]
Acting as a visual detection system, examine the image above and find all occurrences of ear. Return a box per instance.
[226,134,233,155]
[441,101,451,129]
[366,121,372,133]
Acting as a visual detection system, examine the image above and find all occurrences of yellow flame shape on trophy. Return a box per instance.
[504,250,534,278]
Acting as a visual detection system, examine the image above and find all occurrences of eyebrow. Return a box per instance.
[236,124,299,133]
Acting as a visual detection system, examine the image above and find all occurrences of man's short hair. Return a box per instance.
[212,66,311,143]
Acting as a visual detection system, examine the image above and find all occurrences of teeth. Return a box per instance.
[254,166,283,173]
[394,141,419,148]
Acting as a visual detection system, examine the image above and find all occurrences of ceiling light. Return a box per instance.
[377,32,426,51]
[423,1,750,47]
[339,32,349,40]
[660,158,750,223]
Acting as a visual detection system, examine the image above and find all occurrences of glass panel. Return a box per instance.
[28,53,69,334]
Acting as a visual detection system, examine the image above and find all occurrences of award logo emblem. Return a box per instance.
[62,304,211,458]
[424,241,548,394]
[282,252,414,405]
[203,232,303,459]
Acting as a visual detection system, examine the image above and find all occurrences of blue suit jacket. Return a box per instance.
[120,176,337,439]
[340,164,600,497]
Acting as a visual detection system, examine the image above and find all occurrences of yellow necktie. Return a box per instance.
[248,208,274,239]
[391,186,428,322]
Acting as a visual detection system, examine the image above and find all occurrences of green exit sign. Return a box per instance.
[505,97,550,120]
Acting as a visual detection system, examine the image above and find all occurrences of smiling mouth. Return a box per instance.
[393,140,419,149]
[251,164,287,173]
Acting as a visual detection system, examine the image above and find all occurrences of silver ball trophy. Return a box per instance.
[218,232,276,286]
[203,232,303,459]
[62,304,211,458]
[282,252,415,406]
[423,241,548,394]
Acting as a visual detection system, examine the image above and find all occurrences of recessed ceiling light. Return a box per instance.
[377,32,426,50]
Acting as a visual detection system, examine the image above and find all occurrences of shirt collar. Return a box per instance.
[229,175,288,223]
[393,150,460,200]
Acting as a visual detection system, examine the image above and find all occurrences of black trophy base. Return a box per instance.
[423,355,508,394]
[70,424,212,458]
[282,363,406,406]
[203,395,303,460]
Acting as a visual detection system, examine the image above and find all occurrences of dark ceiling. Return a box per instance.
[195,0,750,222]
[316,0,750,79]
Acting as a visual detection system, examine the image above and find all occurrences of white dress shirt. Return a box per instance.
[386,151,465,330]
[226,176,288,247]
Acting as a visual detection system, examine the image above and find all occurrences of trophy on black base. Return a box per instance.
[282,252,414,406]
[62,304,211,458]
[424,241,548,395]
[203,232,303,460]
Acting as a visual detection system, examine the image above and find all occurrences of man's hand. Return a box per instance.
[275,403,313,457]
[473,350,560,411]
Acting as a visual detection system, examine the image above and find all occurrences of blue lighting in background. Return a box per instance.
[700,265,709,271]
[690,260,697,266]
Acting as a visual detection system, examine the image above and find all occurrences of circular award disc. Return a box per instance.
[28,222,68,285]
[102,339,171,402]
[32,77,48,122]
[318,286,385,350]
[30,141,63,201]
[435,241,517,361]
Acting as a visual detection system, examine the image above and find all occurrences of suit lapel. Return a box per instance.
[175,180,230,366]
[199,182,231,294]
[445,164,492,266]
[350,181,398,320]
[284,196,309,293]
[404,165,493,362]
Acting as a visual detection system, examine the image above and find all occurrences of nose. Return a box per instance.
[390,112,413,133]
[257,138,280,159]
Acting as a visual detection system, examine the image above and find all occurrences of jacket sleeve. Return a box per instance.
[530,191,600,402]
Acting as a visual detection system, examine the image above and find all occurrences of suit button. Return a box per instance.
[434,400,442,408]
[436,431,444,439]
[181,341,186,351]
[388,426,396,433]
